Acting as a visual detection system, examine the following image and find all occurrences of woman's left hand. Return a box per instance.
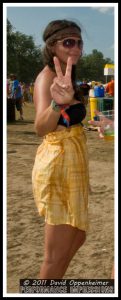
[50,56,74,105]
[88,110,114,138]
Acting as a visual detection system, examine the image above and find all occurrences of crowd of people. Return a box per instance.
[7,76,114,116]
[7,74,24,120]
[7,75,34,120]
[7,77,34,103]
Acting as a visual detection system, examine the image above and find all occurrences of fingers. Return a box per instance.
[88,117,113,127]
[98,127,104,139]
[52,56,73,102]
[53,56,63,80]
[88,120,103,127]
[65,57,72,83]
[94,110,100,115]
[50,82,66,97]
[94,110,114,123]
[88,120,105,138]
[53,56,73,83]
[53,77,70,90]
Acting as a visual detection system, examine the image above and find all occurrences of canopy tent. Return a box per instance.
[104,64,114,82]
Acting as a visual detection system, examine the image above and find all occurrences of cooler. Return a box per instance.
[94,86,104,97]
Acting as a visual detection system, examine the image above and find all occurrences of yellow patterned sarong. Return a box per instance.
[32,125,89,231]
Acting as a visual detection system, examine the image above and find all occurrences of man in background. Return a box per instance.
[105,77,114,97]
[10,74,24,120]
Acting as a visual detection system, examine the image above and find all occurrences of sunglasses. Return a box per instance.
[57,38,83,49]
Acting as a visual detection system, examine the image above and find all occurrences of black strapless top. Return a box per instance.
[57,103,86,127]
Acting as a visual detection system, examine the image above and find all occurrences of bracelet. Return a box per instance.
[51,100,70,127]
[51,100,70,112]
[51,100,61,112]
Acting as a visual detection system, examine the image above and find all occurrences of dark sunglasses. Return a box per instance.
[57,38,83,49]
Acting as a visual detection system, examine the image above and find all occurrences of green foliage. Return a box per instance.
[76,49,113,83]
[7,19,44,83]
[7,19,114,83]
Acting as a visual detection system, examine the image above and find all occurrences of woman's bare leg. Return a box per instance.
[61,229,86,275]
[39,224,85,279]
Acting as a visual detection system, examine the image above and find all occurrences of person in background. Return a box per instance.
[7,78,10,98]
[32,19,89,279]
[105,77,114,97]
[94,82,104,98]
[10,74,24,120]
[80,79,90,105]
[20,82,26,105]
[7,75,13,98]
[29,82,34,102]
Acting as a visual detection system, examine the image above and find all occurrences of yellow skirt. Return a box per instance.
[32,125,89,231]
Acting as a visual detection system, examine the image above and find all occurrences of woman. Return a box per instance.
[32,19,89,279]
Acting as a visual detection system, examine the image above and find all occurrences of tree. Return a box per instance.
[7,20,17,73]
[7,19,44,83]
[76,49,113,83]
[7,19,114,83]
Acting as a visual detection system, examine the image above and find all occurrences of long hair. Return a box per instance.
[42,19,86,105]
[71,65,86,105]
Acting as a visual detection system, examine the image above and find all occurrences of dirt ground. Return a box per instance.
[7,102,114,293]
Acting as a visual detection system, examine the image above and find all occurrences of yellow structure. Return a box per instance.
[104,64,114,76]
[90,98,98,120]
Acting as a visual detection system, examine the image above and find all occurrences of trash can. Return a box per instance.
[97,97,114,112]
[90,97,98,120]
[94,86,104,98]
[7,98,15,121]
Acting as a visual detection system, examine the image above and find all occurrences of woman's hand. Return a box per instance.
[50,56,74,105]
[88,110,114,138]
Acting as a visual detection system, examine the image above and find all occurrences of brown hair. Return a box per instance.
[42,19,82,68]
[42,19,85,105]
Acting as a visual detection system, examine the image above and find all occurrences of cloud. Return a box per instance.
[91,7,114,14]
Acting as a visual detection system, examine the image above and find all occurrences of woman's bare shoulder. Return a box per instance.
[35,66,56,86]
[33,66,56,109]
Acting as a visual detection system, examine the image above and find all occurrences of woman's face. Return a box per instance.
[52,36,82,67]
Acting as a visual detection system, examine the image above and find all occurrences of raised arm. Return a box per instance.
[33,69,61,137]
[34,57,74,137]
[50,56,74,104]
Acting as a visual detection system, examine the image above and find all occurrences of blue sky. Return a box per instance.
[6,4,116,61]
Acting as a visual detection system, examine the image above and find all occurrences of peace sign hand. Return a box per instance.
[50,56,74,105]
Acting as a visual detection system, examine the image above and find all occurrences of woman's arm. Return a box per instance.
[33,69,61,137]
[34,57,74,137]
